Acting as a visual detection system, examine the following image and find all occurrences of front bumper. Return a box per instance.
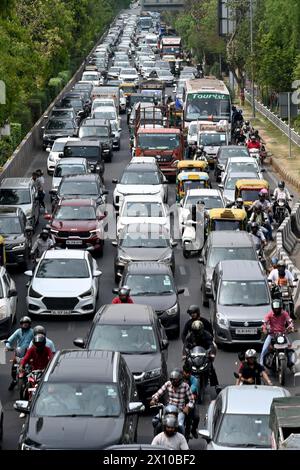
[5,247,27,266]
[53,235,103,251]
[27,295,96,316]
[156,309,179,333]
[214,323,263,344]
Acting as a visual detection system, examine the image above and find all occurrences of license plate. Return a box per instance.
[66,239,82,245]
[235,328,257,335]
[51,310,71,315]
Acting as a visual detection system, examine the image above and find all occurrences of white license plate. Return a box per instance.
[235,328,257,335]
[51,310,71,315]
[66,240,82,245]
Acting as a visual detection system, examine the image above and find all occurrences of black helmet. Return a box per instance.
[191,320,204,333]
[40,229,49,239]
[245,120,250,126]
[33,334,46,348]
[20,316,32,326]
[187,305,200,316]
[33,325,46,336]
[278,181,285,189]
[254,202,263,212]
[169,369,183,386]
[163,414,178,429]
[277,260,286,275]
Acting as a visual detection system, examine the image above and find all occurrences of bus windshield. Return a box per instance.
[185,92,230,121]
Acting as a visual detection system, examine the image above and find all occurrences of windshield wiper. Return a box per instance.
[133,291,158,296]
[159,290,174,295]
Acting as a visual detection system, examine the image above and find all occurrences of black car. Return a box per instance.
[57,95,87,119]
[50,174,108,211]
[112,223,176,282]
[79,118,114,162]
[14,350,144,450]
[116,262,185,339]
[74,304,169,402]
[214,145,250,182]
[0,207,33,268]
[42,118,78,150]
[62,140,104,175]
[48,108,77,122]
[73,81,93,99]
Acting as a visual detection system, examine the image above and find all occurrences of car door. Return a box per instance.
[3,272,16,321]
[210,270,219,323]
[119,361,135,443]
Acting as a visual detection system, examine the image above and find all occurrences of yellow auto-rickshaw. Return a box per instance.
[207,208,247,233]
[121,82,138,97]
[0,235,6,266]
[176,171,211,202]
[176,160,209,180]
[235,179,270,210]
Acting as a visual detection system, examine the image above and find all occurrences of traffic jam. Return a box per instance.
[0,6,299,451]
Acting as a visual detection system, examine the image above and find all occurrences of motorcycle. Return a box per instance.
[151,402,186,437]
[184,346,211,404]
[5,345,26,396]
[19,369,44,402]
[263,332,295,386]
[273,197,289,226]
[270,281,297,320]
[248,148,261,166]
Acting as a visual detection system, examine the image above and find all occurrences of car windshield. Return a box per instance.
[82,74,98,81]
[183,180,208,191]
[64,146,98,158]
[52,141,66,152]
[199,133,227,146]
[219,280,269,306]
[216,414,271,448]
[228,162,258,173]
[0,216,22,234]
[213,220,241,231]
[55,206,96,220]
[185,93,230,121]
[47,120,73,130]
[51,110,73,119]
[126,274,175,296]
[225,177,240,190]
[121,68,136,75]
[120,232,169,248]
[158,70,171,76]
[59,181,99,196]
[34,383,121,417]
[122,202,164,217]
[207,247,256,268]
[54,164,86,177]
[0,189,31,205]
[141,90,162,100]
[79,127,107,138]
[89,324,157,353]
[220,148,249,158]
[185,195,223,209]
[120,171,160,185]
[240,189,262,201]
[92,110,117,120]
[138,134,179,150]
[36,259,89,279]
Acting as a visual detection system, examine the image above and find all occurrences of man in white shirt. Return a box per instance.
[151,415,189,450]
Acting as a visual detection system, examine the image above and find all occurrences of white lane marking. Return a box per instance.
[179,266,186,276]
[67,322,75,332]
[183,288,190,297]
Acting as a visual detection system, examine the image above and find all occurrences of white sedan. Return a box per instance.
[0,266,17,336]
[178,189,225,230]
[46,137,79,174]
[25,250,101,316]
[117,195,170,236]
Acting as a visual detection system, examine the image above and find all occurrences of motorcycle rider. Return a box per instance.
[246,134,261,150]
[268,260,295,287]
[251,189,272,215]
[249,203,273,241]
[226,197,245,210]
[186,141,198,160]
[181,305,213,342]
[183,321,219,387]
[194,145,207,161]
[28,325,56,353]
[182,363,200,439]
[150,369,195,434]
[260,299,294,369]
[249,222,267,250]
[112,286,134,304]
[5,316,33,391]
[236,349,272,385]
[151,415,189,450]
[273,181,292,215]
[152,404,182,435]
[234,128,246,145]
[31,228,55,260]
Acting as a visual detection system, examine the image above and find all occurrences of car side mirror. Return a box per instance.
[25,225,34,233]
[177,288,185,295]
[118,127,122,132]
[127,402,145,415]
[171,241,178,248]
[199,429,211,441]
[24,270,33,277]
[14,400,30,414]
[218,184,224,189]
[46,147,51,152]
[93,270,102,277]
[112,179,119,184]
[8,288,17,298]
[112,287,119,294]
[260,168,266,172]
[73,338,85,349]
[161,339,169,350]
[44,213,52,221]
[111,241,118,247]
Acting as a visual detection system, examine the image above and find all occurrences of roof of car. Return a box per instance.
[59,198,96,207]
[225,171,259,180]
[138,128,180,134]
[56,158,87,166]
[64,141,101,147]
[124,163,159,172]
[0,178,33,189]
[217,260,265,280]
[95,304,155,325]
[82,119,111,126]
[208,231,255,247]
[186,189,221,197]
[125,261,171,275]
[61,174,100,182]
[46,350,119,383]
[222,385,290,415]
[122,194,163,202]
[42,249,86,260]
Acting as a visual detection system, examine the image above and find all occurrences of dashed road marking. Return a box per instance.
[179,266,186,276]
[183,288,190,297]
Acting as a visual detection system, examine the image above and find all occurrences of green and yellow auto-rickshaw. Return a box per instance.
[176,171,211,202]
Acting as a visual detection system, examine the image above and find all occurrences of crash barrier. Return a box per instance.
[245,90,300,148]
[0,30,107,181]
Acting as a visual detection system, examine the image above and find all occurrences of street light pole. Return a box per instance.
[250,0,256,118]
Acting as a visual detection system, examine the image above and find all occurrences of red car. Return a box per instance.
[45,198,106,255]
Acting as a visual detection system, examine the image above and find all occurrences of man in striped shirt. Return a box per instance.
[150,369,194,434]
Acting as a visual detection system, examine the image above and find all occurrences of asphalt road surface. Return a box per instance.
[0,30,300,451]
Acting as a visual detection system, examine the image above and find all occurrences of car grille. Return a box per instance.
[43,297,78,310]
[57,231,90,238]
[230,321,262,328]
[230,331,262,341]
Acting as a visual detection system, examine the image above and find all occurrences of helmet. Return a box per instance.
[20,316,32,326]
[251,135,256,141]
[169,369,183,386]
[271,257,279,266]
[236,197,243,207]
[259,189,268,197]
[191,320,204,333]
[245,349,257,360]
[119,286,130,298]
[277,260,286,276]
[187,305,200,316]
[163,414,178,429]
[254,202,263,211]
[278,181,285,189]
[254,130,259,136]
[33,334,46,348]
[164,404,179,416]
[40,229,49,240]
[199,145,204,151]
[33,325,46,336]
[236,128,240,133]
[272,299,283,311]
[245,120,250,126]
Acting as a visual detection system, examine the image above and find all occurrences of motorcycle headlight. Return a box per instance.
[216,312,229,328]
[80,289,92,298]
[277,335,285,344]
[166,304,178,316]
[144,368,161,380]
[12,242,25,250]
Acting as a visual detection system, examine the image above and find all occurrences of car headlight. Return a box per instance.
[29,286,42,299]
[158,253,172,263]
[50,228,59,234]
[25,209,32,220]
[144,368,161,380]
[49,154,55,162]
[12,242,25,250]
[0,304,9,319]
[216,312,229,328]
[166,304,178,316]
[118,254,131,263]
[80,289,93,298]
